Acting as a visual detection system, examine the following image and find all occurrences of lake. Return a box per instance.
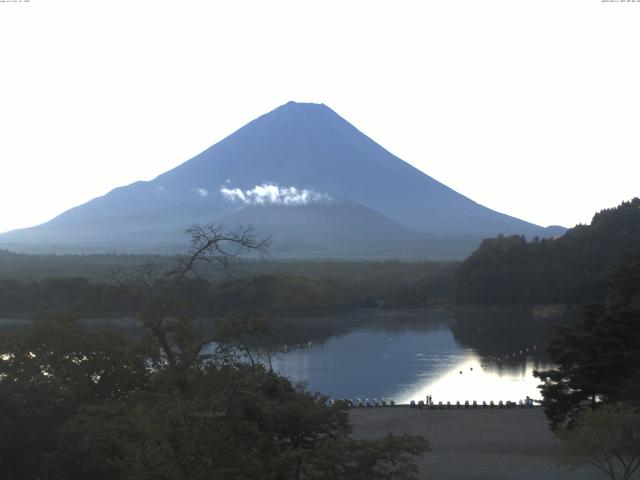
[0,305,576,405]
[269,306,575,405]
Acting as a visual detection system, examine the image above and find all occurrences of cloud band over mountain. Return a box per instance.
[220,183,332,206]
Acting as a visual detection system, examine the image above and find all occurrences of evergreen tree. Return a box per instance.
[534,249,640,430]
[453,198,640,305]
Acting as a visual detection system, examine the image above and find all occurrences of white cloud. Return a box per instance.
[220,183,332,206]
[194,187,209,197]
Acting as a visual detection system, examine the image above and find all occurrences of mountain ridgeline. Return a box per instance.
[452,198,640,304]
[0,102,562,259]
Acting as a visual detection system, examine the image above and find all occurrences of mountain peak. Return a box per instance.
[273,101,332,117]
[282,100,326,108]
[0,101,564,256]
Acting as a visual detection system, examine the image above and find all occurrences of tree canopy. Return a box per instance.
[453,198,640,305]
[534,249,640,430]
[558,406,640,480]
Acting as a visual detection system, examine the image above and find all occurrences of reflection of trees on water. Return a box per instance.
[19,306,581,373]
[269,308,451,347]
[78,306,573,362]
[4,308,450,355]
[449,305,582,366]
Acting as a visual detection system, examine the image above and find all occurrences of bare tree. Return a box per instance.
[106,223,270,376]
[560,406,640,480]
[169,223,270,284]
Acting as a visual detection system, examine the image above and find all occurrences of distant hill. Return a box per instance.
[0,101,563,258]
[452,198,640,304]
[217,200,478,259]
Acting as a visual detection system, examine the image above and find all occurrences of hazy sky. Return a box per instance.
[1,0,639,234]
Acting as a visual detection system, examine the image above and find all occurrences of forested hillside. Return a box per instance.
[534,248,640,429]
[453,198,640,304]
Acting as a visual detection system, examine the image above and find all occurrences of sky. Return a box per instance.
[1,0,639,234]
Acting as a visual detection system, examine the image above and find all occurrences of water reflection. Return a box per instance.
[271,307,575,404]
[0,306,573,405]
[396,356,548,404]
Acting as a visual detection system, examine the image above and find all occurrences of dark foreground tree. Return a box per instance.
[0,314,150,480]
[559,407,640,480]
[0,223,428,480]
[1,315,428,480]
[306,434,428,480]
[534,249,640,430]
[214,311,284,370]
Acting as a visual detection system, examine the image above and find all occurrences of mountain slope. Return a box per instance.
[0,101,563,257]
[217,200,478,259]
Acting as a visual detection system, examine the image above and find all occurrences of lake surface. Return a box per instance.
[1,305,575,406]
[269,307,573,405]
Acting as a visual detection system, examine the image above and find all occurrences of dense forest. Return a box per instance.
[0,255,453,318]
[453,198,640,304]
[534,248,640,427]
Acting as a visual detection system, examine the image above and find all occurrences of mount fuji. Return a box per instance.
[0,102,564,258]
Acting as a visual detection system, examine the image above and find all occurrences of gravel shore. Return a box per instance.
[349,407,602,480]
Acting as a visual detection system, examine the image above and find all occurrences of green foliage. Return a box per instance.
[453,198,640,304]
[0,315,150,480]
[0,261,455,318]
[1,224,429,479]
[305,434,429,480]
[214,312,282,369]
[0,276,139,317]
[558,406,640,480]
[534,250,640,430]
[609,250,640,309]
[47,403,137,480]
[210,274,362,312]
[0,316,428,479]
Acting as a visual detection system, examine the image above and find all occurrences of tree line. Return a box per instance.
[0,264,453,318]
[453,198,640,304]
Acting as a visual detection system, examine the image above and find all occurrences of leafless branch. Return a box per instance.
[169,223,270,285]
